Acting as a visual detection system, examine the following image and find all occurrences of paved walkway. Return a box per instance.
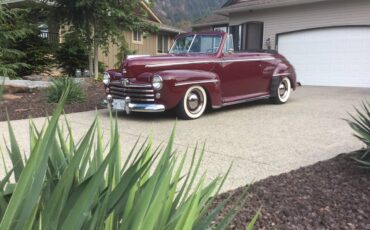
[0,86,369,191]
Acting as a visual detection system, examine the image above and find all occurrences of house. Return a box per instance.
[193,0,370,88]
[99,1,184,68]
[2,0,184,70]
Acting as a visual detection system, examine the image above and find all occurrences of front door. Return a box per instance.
[220,53,265,101]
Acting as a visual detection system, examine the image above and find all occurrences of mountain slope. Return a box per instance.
[153,0,228,29]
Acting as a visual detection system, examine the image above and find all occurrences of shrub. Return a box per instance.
[55,30,89,76]
[347,101,370,168]
[0,89,253,229]
[47,77,85,104]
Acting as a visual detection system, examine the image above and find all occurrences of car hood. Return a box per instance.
[122,54,217,79]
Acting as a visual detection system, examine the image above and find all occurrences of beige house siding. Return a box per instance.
[229,0,370,49]
[99,30,175,69]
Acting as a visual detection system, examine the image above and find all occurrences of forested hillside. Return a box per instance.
[153,0,228,29]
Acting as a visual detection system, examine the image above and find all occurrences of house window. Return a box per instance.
[213,26,228,33]
[133,30,143,43]
[229,25,242,51]
[157,33,169,53]
[241,22,264,50]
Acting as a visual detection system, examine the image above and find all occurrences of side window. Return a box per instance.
[223,34,234,53]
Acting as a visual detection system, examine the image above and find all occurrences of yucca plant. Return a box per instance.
[347,101,370,168]
[0,85,253,229]
[47,76,85,104]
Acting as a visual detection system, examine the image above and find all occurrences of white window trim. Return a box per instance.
[157,33,169,54]
[132,30,143,44]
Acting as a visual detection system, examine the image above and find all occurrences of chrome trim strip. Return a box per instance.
[273,73,290,77]
[222,95,270,107]
[175,79,219,87]
[221,58,275,63]
[123,88,154,93]
[130,98,155,102]
[124,83,153,88]
[145,57,275,68]
[124,93,154,98]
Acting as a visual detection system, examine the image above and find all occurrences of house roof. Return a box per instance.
[192,14,229,28]
[216,0,331,14]
[140,1,162,24]
[151,21,186,34]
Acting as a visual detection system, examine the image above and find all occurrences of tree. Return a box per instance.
[50,0,157,79]
[0,3,32,78]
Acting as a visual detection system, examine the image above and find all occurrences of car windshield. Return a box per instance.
[169,34,222,54]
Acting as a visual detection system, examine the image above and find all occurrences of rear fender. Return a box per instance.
[273,62,297,90]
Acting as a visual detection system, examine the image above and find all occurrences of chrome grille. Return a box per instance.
[109,81,155,102]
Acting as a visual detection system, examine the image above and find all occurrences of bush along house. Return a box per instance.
[193,0,370,88]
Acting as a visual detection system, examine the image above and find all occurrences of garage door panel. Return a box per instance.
[278,27,370,88]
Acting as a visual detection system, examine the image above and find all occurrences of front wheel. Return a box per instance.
[176,86,207,120]
[273,77,291,104]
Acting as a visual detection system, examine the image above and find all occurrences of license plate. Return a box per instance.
[112,99,126,111]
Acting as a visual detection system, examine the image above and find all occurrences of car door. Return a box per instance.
[220,52,265,101]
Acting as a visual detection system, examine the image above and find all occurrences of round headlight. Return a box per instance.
[103,72,110,85]
[152,74,163,90]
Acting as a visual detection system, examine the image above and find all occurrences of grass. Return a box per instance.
[0,86,255,229]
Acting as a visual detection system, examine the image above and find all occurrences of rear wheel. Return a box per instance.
[273,77,291,104]
[176,86,207,120]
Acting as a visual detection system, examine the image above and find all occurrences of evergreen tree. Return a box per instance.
[0,3,32,78]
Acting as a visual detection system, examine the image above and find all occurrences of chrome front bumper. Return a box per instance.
[105,95,165,114]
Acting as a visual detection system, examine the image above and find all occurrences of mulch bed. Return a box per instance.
[0,79,106,121]
[217,153,370,230]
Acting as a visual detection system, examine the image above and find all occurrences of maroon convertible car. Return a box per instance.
[103,31,297,119]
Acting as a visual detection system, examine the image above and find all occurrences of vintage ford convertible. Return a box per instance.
[103,31,297,119]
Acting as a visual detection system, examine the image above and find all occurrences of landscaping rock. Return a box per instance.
[3,80,52,93]
[0,76,9,82]
[23,75,44,81]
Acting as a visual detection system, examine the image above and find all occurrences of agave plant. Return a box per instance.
[0,86,254,229]
[347,101,370,168]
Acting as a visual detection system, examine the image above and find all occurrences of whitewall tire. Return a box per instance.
[177,86,207,120]
[274,77,291,104]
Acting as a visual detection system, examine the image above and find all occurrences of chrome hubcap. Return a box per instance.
[279,81,289,99]
[186,89,204,114]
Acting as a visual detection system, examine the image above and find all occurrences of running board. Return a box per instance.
[214,95,271,108]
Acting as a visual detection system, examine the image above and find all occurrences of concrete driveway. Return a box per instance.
[0,86,369,191]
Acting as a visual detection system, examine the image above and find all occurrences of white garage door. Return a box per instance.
[278,27,370,88]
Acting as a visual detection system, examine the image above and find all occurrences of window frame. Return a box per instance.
[241,21,264,50]
[132,30,143,44]
[157,33,169,54]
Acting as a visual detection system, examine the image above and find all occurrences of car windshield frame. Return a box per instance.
[169,34,223,55]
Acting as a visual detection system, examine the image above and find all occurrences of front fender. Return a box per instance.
[155,70,222,110]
